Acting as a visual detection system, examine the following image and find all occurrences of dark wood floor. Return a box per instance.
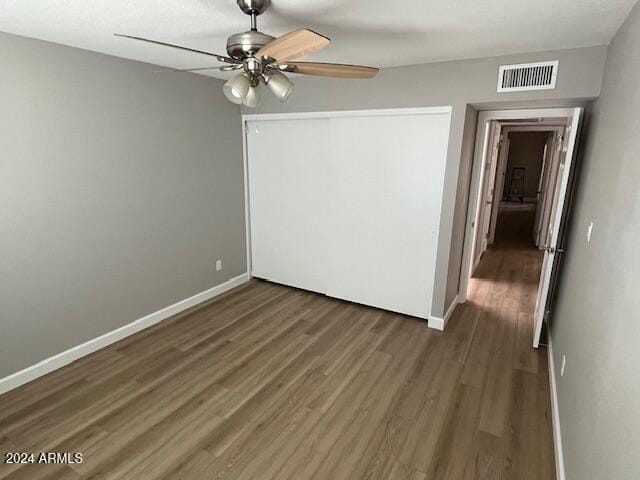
[0,210,553,480]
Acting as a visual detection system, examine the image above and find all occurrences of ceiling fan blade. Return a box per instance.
[114,34,237,64]
[153,65,243,73]
[284,62,379,79]
[256,28,330,62]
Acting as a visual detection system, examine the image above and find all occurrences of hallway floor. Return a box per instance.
[462,207,553,479]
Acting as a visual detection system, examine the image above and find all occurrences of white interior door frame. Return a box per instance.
[488,124,566,244]
[242,106,452,122]
[241,116,253,278]
[458,108,581,304]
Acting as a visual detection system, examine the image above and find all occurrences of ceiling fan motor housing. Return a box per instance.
[226,30,275,59]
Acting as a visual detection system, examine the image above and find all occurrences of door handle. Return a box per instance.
[541,246,565,254]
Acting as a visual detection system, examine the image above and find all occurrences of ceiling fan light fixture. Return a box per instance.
[263,69,294,102]
[223,73,251,104]
[243,84,264,108]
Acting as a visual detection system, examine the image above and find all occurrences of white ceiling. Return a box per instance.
[0,0,636,78]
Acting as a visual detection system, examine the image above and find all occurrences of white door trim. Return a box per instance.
[458,108,579,303]
[242,106,452,122]
[241,117,253,277]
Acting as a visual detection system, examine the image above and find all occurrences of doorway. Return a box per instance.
[459,108,582,348]
[490,125,567,251]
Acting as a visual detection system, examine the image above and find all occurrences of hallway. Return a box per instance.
[456,205,552,478]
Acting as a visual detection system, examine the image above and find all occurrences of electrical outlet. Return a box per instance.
[587,222,594,243]
[561,355,567,377]
[215,259,223,271]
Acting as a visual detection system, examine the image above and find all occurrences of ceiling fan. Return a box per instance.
[115,0,379,107]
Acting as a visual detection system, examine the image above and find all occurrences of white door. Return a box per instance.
[324,113,450,318]
[246,118,329,293]
[536,129,565,250]
[472,122,501,271]
[533,133,555,246]
[480,128,501,252]
[488,134,510,244]
[533,108,582,348]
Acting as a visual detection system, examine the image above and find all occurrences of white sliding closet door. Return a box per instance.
[246,118,329,292]
[246,109,451,319]
[325,113,450,318]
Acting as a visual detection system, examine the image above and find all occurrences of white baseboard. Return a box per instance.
[427,316,445,331]
[428,294,460,331]
[547,337,566,480]
[0,273,250,396]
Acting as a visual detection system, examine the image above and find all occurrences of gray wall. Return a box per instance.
[550,3,640,479]
[443,105,478,311]
[257,45,607,316]
[504,132,548,200]
[0,32,246,378]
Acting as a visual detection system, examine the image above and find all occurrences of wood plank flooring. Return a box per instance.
[0,210,554,480]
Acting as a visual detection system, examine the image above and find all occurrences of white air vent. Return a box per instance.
[497,61,558,92]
